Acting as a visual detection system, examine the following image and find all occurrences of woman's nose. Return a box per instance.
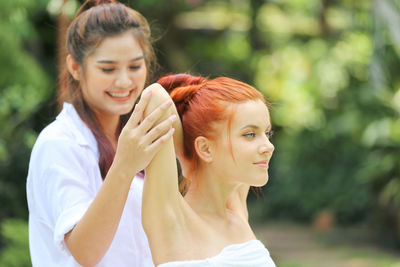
[115,71,133,88]
[259,138,274,154]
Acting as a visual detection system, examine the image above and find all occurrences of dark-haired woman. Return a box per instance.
[26,1,176,266]
[141,75,276,266]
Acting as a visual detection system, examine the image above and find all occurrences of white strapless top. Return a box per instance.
[157,240,276,267]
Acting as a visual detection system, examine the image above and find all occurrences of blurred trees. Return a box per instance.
[251,0,400,247]
[0,0,52,220]
[0,219,31,267]
[1,0,400,260]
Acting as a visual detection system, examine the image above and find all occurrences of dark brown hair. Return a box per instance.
[59,0,156,179]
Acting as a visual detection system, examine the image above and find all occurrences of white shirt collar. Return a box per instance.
[56,102,98,150]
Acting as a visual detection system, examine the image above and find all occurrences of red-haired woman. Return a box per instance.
[26,1,176,266]
[142,74,276,266]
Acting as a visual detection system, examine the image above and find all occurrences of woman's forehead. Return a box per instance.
[90,32,144,61]
[232,100,270,127]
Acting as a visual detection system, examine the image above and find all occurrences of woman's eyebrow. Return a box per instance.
[241,124,259,130]
[241,123,272,130]
[96,55,144,64]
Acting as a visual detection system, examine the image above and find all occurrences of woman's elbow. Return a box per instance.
[69,249,103,267]
[145,83,171,105]
[65,233,104,267]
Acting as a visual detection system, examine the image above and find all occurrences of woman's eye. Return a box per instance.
[101,68,114,73]
[243,132,256,138]
[265,130,274,138]
[130,65,141,70]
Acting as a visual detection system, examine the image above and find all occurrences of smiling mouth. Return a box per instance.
[107,90,133,99]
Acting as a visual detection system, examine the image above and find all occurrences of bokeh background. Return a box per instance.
[1,0,400,266]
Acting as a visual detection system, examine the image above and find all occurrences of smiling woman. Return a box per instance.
[26,1,176,266]
[67,31,148,138]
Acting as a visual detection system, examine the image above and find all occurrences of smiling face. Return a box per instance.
[79,31,147,122]
[210,100,274,187]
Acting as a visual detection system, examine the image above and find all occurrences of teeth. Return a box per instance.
[108,91,130,98]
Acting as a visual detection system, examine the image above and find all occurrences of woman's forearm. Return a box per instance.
[64,87,176,266]
[64,165,133,266]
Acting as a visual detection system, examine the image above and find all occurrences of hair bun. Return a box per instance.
[96,0,115,4]
[157,74,205,94]
[157,74,206,116]
[76,0,116,17]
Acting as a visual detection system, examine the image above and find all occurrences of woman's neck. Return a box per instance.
[184,167,240,219]
[96,113,120,149]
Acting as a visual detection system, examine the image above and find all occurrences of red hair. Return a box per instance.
[157,74,266,189]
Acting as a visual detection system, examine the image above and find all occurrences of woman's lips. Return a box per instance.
[253,160,269,168]
[106,89,133,101]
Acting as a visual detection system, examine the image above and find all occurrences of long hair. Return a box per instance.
[59,0,156,179]
[157,74,267,190]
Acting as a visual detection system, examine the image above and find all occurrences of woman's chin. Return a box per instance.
[251,175,269,187]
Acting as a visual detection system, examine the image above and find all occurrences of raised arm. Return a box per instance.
[141,84,187,260]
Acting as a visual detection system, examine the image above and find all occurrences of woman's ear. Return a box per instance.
[66,55,81,81]
[194,136,213,163]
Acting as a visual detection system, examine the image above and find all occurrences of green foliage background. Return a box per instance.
[0,0,400,263]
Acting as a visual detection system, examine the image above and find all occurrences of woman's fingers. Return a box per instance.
[145,128,175,155]
[126,89,152,127]
[139,100,173,134]
[143,115,177,146]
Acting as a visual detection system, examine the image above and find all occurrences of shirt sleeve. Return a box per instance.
[32,137,99,252]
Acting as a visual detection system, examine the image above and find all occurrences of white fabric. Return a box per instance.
[157,240,276,267]
[27,102,154,267]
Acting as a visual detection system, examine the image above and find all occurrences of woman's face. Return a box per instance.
[211,100,274,187]
[80,31,147,121]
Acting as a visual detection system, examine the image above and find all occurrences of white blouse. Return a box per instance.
[157,240,276,267]
[26,103,154,267]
